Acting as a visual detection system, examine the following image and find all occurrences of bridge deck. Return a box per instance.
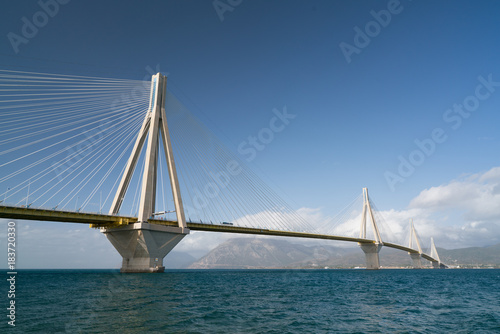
[152,219,372,243]
[0,205,136,226]
[0,205,444,265]
[0,205,372,243]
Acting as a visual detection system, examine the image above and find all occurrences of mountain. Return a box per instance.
[188,238,358,269]
[188,238,500,269]
[188,238,415,269]
[437,243,500,268]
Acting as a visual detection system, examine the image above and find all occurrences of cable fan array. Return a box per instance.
[0,69,150,213]
[164,91,315,232]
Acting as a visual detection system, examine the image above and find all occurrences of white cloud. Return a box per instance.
[411,167,500,220]
[391,166,500,248]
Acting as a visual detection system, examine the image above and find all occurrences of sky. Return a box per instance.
[0,0,499,268]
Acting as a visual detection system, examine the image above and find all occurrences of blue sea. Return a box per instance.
[3,269,500,333]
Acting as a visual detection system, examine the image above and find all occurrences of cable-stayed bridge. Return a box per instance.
[0,70,446,272]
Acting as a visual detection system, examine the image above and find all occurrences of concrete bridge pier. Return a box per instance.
[102,223,189,273]
[431,261,440,269]
[409,253,422,269]
[359,243,382,269]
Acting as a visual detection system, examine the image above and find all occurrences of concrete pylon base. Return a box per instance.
[102,223,189,273]
[431,261,440,269]
[409,253,422,269]
[359,243,383,270]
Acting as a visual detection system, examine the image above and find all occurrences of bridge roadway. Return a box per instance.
[0,205,442,265]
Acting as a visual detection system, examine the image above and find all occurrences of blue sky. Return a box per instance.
[1,0,499,268]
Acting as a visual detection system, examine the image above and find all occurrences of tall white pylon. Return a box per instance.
[408,218,423,268]
[109,73,186,230]
[358,188,383,269]
[359,188,382,243]
[103,73,189,273]
[430,237,442,269]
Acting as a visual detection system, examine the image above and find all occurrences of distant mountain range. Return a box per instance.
[183,238,500,269]
[438,243,500,268]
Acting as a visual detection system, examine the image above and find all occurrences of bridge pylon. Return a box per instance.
[408,219,423,269]
[102,73,189,273]
[429,237,444,269]
[358,188,383,269]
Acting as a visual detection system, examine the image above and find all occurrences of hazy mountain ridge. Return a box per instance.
[188,238,500,269]
[188,238,356,269]
[438,243,500,267]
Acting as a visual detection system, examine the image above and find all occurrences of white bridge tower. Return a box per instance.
[408,218,423,268]
[358,188,383,269]
[102,73,189,273]
[430,237,443,269]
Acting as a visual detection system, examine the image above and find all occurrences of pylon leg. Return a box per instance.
[359,243,382,269]
[409,253,422,269]
[102,223,187,273]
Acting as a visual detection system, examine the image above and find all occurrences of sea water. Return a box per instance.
[3,269,500,333]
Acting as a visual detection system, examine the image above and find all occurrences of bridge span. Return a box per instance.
[0,204,446,269]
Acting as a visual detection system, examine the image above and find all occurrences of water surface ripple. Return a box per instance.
[5,269,500,333]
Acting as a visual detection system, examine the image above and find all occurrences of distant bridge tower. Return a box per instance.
[358,188,383,269]
[102,73,189,273]
[408,219,423,269]
[430,237,444,269]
